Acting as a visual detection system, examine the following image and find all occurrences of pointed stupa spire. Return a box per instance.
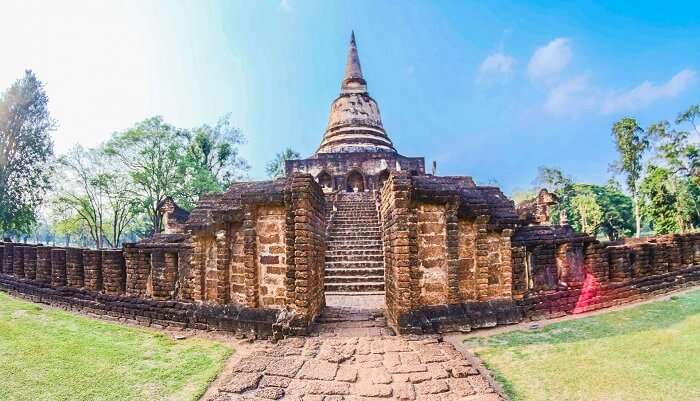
[341,31,367,94]
[316,31,396,154]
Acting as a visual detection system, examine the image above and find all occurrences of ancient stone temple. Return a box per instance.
[3,32,700,339]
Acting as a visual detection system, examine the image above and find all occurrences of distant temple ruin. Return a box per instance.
[2,33,700,338]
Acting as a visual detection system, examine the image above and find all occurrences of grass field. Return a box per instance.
[465,289,700,401]
[0,292,232,401]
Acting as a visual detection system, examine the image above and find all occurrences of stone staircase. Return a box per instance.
[324,191,385,295]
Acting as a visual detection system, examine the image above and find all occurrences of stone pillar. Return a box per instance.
[161,251,179,299]
[2,243,12,275]
[681,234,694,267]
[499,229,514,297]
[445,201,460,304]
[13,245,25,279]
[24,246,37,280]
[607,246,632,282]
[35,246,52,284]
[83,249,102,291]
[243,204,258,308]
[176,246,193,301]
[50,248,67,287]
[474,215,491,300]
[584,242,609,284]
[379,172,417,322]
[692,233,700,266]
[0,244,4,274]
[189,234,206,302]
[66,247,84,288]
[285,174,327,318]
[102,249,125,295]
[215,228,230,304]
[126,249,151,297]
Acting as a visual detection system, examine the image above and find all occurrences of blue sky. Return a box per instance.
[2,1,699,194]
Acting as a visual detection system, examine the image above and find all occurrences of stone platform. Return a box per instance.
[207,305,505,401]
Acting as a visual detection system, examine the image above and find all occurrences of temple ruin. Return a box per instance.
[2,33,700,338]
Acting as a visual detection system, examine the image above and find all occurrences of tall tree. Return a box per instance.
[0,70,55,234]
[266,148,300,179]
[55,146,105,247]
[611,117,649,237]
[180,114,249,207]
[570,190,603,235]
[104,116,186,234]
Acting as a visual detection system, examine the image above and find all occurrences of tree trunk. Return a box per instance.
[634,194,641,238]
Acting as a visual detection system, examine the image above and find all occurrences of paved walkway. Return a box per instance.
[205,304,506,401]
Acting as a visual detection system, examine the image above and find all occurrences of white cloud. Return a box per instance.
[476,52,515,84]
[543,74,599,115]
[601,69,697,113]
[541,69,696,116]
[278,0,293,13]
[528,38,572,83]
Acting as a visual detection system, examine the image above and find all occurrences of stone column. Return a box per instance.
[50,248,67,287]
[215,228,231,304]
[102,249,125,295]
[24,246,37,281]
[2,243,12,275]
[243,204,258,308]
[126,249,151,297]
[474,215,491,300]
[445,201,461,304]
[83,249,102,291]
[13,245,25,279]
[35,246,52,284]
[66,247,85,288]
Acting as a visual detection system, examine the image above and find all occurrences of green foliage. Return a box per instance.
[533,166,634,240]
[102,115,248,235]
[639,165,700,234]
[611,117,649,237]
[180,114,250,207]
[54,145,139,248]
[265,147,301,178]
[570,190,602,235]
[0,70,55,234]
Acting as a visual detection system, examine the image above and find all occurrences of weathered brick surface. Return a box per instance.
[4,171,700,339]
[50,248,66,287]
[65,247,84,288]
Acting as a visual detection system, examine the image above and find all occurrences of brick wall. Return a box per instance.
[380,172,700,334]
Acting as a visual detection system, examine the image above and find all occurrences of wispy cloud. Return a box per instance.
[528,38,572,83]
[278,0,293,13]
[601,69,697,113]
[542,69,696,116]
[543,73,598,115]
[476,52,515,84]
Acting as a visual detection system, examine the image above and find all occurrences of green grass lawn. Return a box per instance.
[465,289,700,401]
[0,292,232,401]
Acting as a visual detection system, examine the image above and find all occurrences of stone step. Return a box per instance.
[326,245,383,252]
[325,255,384,262]
[328,230,380,234]
[326,236,382,242]
[325,250,383,256]
[325,267,385,276]
[325,275,385,283]
[324,282,385,292]
[329,221,379,225]
[327,239,382,244]
[325,261,384,269]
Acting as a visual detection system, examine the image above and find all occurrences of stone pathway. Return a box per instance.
[206,306,506,401]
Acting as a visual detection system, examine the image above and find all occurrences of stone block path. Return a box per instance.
[206,305,506,401]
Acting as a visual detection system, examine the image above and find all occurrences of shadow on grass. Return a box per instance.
[465,289,700,349]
